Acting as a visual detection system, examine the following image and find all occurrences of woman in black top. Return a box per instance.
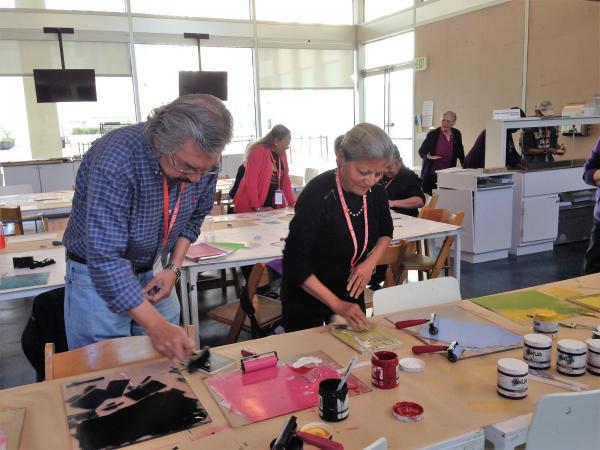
[282,123,394,332]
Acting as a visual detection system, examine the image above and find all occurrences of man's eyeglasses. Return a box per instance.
[170,153,221,176]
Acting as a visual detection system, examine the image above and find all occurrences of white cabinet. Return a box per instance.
[39,163,76,192]
[2,159,81,193]
[436,169,514,263]
[3,165,42,192]
[520,195,560,243]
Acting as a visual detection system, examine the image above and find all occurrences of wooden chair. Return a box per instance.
[415,193,440,262]
[44,325,196,380]
[0,206,24,235]
[42,216,70,234]
[372,277,461,316]
[426,193,439,209]
[364,241,409,310]
[208,263,281,343]
[214,189,223,206]
[396,208,464,282]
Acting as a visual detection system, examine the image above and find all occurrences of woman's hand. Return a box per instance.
[426,153,442,160]
[143,269,176,303]
[332,299,370,330]
[347,259,376,299]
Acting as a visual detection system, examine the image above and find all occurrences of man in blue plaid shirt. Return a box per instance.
[63,94,233,359]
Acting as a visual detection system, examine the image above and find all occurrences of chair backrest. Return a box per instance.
[362,437,388,450]
[0,184,33,195]
[247,263,277,322]
[44,325,196,380]
[304,167,319,184]
[214,189,223,205]
[427,193,439,209]
[419,207,464,277]
[376,240,409,287]
[0,206,23,235]
[42,216,70,234]
[526,389,600,450]
[373,277,461,316]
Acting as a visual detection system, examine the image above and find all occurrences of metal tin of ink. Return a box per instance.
[371,351,399,389]
[592,326,600,340]
[586,338,600,376]
[557,339,587,376]
[533,311,559,337]
[523,333,552,370]
[497,358,528,399]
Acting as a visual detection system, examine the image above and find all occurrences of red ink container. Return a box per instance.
[371,351,399,389]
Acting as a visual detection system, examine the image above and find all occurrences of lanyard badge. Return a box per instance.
[335,170,368,270]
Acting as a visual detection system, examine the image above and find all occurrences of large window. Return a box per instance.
[0,0,125,12]
[135,44,256,155]
[260,89,354,175]
[58,77,136,158]
[364,0,414,22]
[255,0,353,24]
[364,32,414,70]
[0,77,31,162]
[130,0,249,20]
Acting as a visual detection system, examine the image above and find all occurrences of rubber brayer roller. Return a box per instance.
[241,351,279,373]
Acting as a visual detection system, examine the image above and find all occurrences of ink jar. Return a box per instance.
[586,338,600,376]
[532,311,558,337]
[592,326,600,340]
[497,358,528,399]
[371,351,399,389]
[557,339,587,376]
[523,333,552,370]
[318,378,349,422]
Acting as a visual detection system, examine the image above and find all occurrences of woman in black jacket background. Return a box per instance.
[418,110,464,195]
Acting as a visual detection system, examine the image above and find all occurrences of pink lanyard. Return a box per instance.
[269,151,282,189]
[335,170,368,270]
[162,177,186,247]
[384,174,396,190]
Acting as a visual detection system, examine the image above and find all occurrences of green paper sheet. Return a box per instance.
[212,241,247,251]
[471,290,591,325]
[0,272,50,290]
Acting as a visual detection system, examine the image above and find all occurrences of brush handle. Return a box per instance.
[296,431,344,450]
[395,319,428,329]
[412,344,447,354]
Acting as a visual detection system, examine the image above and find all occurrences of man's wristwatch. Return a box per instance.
[165,263,181,284]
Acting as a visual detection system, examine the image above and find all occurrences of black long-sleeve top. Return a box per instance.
[281,169,393,331]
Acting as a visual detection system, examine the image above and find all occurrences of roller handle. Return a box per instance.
[412,344,448,355]
[395,319,428,329]
[296,431,344,450]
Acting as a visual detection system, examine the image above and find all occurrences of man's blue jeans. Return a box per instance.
[64,258,180,350]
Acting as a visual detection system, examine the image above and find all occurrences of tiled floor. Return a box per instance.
[0,241,589,390]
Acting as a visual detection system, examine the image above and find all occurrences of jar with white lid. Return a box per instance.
[523,333,552,370]
[557,339,587,376]
[497,358,528,399]
[586,338,600,375]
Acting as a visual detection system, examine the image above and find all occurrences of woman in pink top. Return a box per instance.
[234,124,296,213]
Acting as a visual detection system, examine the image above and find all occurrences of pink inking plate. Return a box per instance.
[207,362,369,424]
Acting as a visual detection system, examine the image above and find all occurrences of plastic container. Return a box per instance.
[497,358,528,399]
[300,422,334,439]
[371,351,399,389]
[587,338,600,376]
[318,378,349,422]
[532,311,558,337]
[523,333,552,370]
[557,339,587,376]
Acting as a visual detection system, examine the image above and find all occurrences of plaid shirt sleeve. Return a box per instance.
[86,164,145,313]
[179,174,217,244]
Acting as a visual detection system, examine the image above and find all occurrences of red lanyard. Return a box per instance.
[335,170,368,270]
[270,151,282,189]
[162,178,186,247]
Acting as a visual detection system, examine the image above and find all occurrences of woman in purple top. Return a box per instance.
[583,138,600,274]
[418,111,464,195]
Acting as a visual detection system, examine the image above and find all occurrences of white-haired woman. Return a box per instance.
[282,123,394,331]
[418,110,464,195]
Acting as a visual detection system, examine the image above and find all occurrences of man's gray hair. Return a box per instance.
[341,123,393,162]
[144,94,233,157]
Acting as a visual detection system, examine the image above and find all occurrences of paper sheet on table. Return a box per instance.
[419,318,522,349]
[0,272,49,290]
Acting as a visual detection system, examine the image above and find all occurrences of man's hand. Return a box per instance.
[147,320,195,360]
[554,144,566,155]
[347,259,376,299]
[143,269,177,304]
[332,299,370,330]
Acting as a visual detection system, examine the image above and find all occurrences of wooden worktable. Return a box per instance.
[2,275,600,449]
